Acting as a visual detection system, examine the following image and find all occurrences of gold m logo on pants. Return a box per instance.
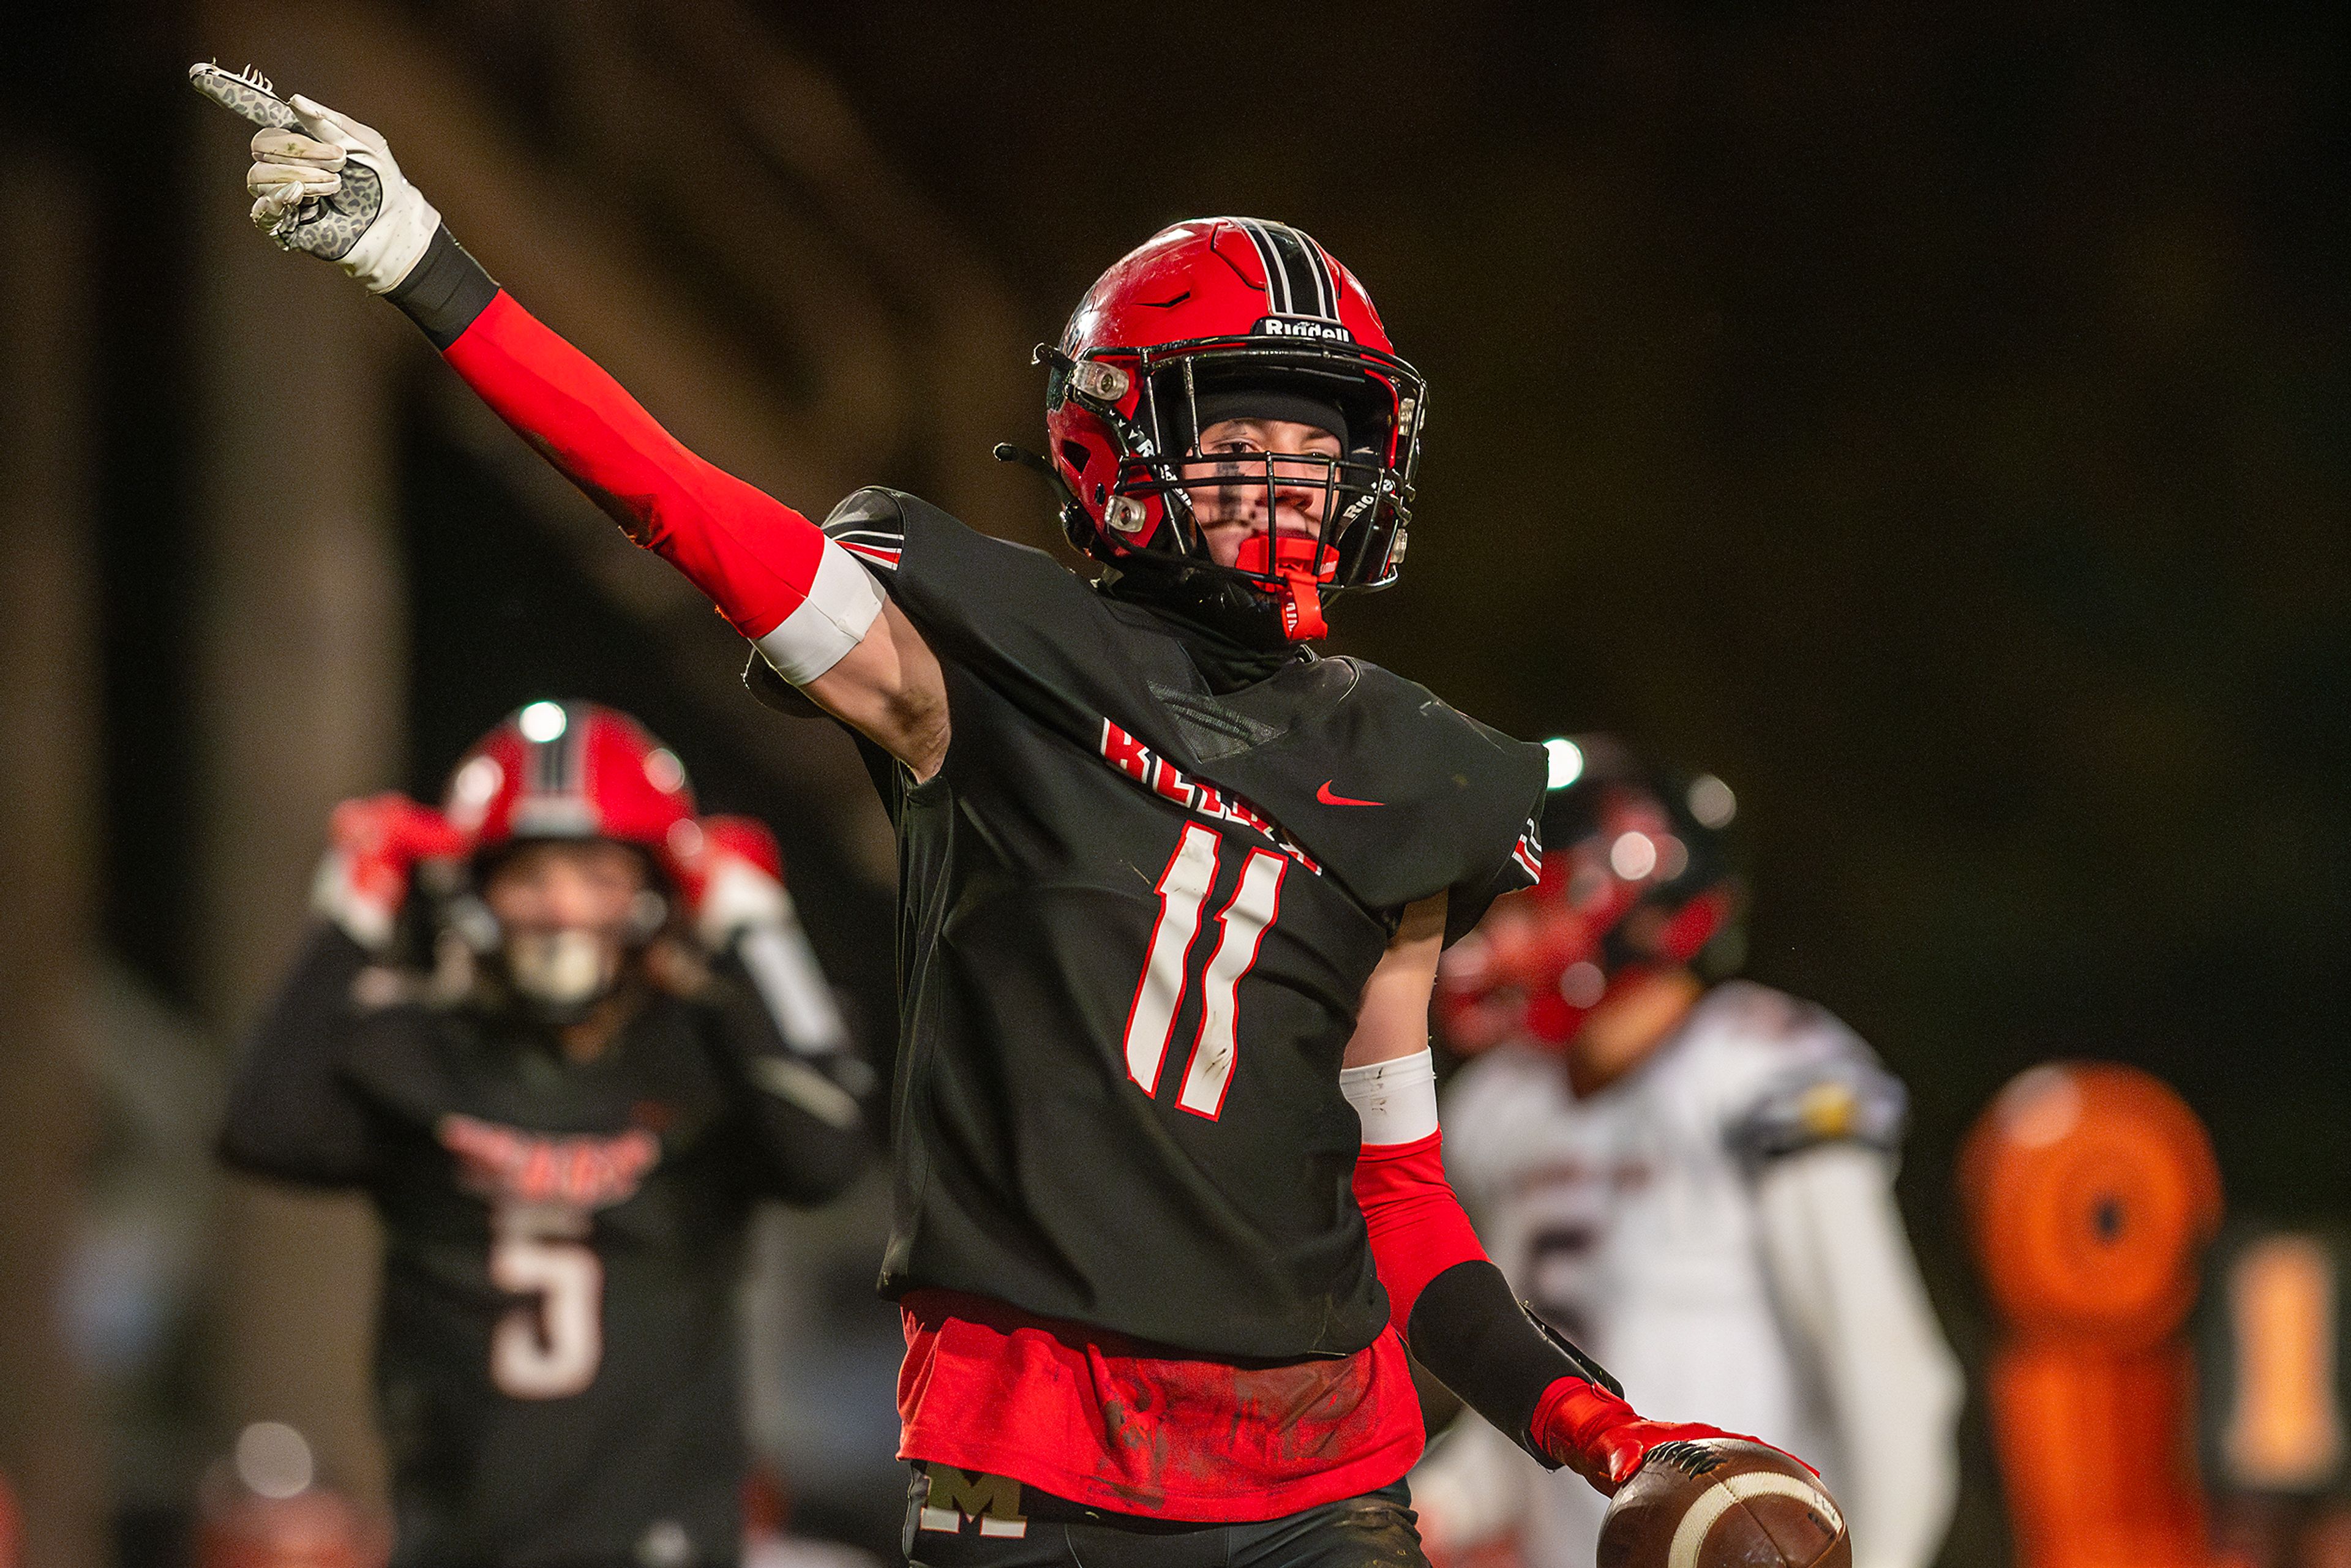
[920,1468,1029,1539]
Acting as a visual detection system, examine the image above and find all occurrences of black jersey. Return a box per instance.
[767,491,1545,1361]
[220,930,867,1568]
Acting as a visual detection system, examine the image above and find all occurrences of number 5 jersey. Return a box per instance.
[219,927,869,1568]
[748,490,1548,1518]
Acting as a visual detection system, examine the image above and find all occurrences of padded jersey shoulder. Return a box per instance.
[1668,981,1908,1170]
[767,487,1548,926]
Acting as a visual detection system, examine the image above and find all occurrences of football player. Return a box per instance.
[200,72,1809,1568]
[1413,738,1963,1568]
[219,702,869,1568]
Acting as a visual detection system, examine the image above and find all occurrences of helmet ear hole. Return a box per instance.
[1102,495,1150,536]
[1060,440,1092,475]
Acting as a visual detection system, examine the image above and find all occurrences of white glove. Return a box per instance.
[686,816,792,951]
[686,817,857,1059]
[191,66,438,293]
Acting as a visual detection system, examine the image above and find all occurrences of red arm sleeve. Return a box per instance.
[440,290,827,642]
[1351,1128,1491,1331]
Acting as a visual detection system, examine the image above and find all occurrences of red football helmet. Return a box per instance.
[1438,738,1745,1054]
[1041,217,1427,640]
[440,700,701,889]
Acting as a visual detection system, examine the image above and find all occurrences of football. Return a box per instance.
[1597,1439,1850,1568]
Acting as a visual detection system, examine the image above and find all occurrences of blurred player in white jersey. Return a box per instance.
[1411,737,1962,1568]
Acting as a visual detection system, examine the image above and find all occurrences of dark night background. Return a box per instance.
[4,1,2346,1562]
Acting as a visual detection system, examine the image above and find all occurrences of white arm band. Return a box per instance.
[1341,1048,1441,1147]
[753,539,885,685]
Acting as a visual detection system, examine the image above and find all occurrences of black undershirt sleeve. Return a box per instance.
[1404,1259,1624,1467]
[384,223,500,349]
[702,948,871,1206]
[217,924,383,1187]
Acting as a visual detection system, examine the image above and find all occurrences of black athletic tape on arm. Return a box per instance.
[386,224,499,349]
[1405,1259,1624,1467]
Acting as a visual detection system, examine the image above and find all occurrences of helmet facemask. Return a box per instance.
[500,927,624,1014]
[467,839,672,1030]
[1053,334,1425,644]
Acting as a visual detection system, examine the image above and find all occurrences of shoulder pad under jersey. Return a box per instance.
[1695,983,1908,1169]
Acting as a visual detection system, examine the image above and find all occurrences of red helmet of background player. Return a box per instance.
[1437,737,1747,1055]
[1041,217,1427,640]
[440,700,702,888]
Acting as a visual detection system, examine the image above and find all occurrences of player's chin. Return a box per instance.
[1195,523,1252,570]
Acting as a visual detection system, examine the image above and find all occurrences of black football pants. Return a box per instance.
[902,1467,1428,1568]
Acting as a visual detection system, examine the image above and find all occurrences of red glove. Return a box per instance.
[1531,1376,1815,1496]
[682,815,789,951]
[312,792,468,950]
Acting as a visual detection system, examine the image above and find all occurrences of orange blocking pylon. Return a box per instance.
[1960,1062,2228,1568]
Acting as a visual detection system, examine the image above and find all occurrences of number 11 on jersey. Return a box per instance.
[1123,824,1287,1120]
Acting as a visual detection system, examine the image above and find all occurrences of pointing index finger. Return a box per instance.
[187,61,301,131]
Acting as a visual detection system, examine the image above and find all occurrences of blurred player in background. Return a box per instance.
[1414,737,1961,1568]
[201,70,1820,1568]
[219,700,869,1568]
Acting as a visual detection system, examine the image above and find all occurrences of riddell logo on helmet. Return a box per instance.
[1253,316,1354,342]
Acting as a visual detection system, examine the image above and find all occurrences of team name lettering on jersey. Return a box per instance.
[1098,719,1321,873]
[1510,1156,1655,1201]
[438,1114,662,1210]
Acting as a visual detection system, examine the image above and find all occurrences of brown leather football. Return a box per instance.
[1596,1439,1850,1568]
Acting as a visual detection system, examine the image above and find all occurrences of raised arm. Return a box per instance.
[220,793,459,1185]
[219,923,381,1187]
[684,816,871,1204]
[195,70,948,776]
[421,266,949,775]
